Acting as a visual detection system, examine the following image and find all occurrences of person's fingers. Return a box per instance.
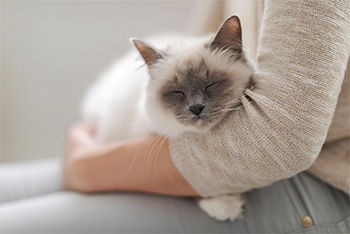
[66,121,96,147]
[75,120,96,136]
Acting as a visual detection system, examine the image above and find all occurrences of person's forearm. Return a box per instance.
[67,134,198,196]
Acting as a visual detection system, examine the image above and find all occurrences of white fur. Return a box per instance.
[82,33,254,221]
[198,194,244,221]
[81,34,192,141]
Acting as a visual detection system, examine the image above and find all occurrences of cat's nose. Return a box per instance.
[189,104,205,116]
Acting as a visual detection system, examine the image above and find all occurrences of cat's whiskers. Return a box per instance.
[145,118,176,175]
[146,120,177,177]
[146,133,164,176]
[125,115,174,127]
[150,115,175,128]
[135,63,146,71]
[210,111,222,118]
[225,94,243,105]
[128,128,154,172]
[128,115,175,171]
[151,120,178,178]
[224,84,256,107]
[222,85,257,112]
[219,93,246,112]
[222,106,244,112]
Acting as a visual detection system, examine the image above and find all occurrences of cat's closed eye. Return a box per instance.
[170,91,185,97]
[205,81,221,93]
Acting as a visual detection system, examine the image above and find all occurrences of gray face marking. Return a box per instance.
[159,58,239,130]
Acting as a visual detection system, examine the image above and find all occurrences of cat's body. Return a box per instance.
[82,16,254,221]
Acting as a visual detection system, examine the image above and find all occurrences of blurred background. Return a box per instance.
[1,0,197,162]
[1,0,261,163]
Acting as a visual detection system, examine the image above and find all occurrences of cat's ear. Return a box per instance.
[210,15,242,54]
[132,39,164,67]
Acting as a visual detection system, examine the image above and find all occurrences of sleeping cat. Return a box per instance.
[82,15,255,221]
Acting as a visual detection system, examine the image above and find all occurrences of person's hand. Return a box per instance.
[63,120,197,196]
[63,121,99,191]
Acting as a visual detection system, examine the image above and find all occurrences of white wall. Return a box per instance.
[1,0,195,162]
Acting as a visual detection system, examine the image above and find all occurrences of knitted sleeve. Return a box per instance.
[169,0,350,197]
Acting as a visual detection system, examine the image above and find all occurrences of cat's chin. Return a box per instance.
[180,118,219,134]
[151,118,215,138]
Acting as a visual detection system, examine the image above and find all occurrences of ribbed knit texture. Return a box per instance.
[307,59,350,194]
[308,137,349,194]
[170,0,350,197]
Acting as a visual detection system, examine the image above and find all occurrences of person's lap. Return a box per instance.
[0,157,62,204]
[0,158,349,233]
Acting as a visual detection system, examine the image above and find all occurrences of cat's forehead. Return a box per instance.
[168,45,226,81]
[174,57,208,81]
[152,36,252,88]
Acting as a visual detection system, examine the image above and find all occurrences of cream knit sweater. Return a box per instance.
[170,0,350,197]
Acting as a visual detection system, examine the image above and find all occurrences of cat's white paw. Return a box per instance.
[198,194,244,221]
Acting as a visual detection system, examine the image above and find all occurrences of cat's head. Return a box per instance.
[133,15,254,136]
